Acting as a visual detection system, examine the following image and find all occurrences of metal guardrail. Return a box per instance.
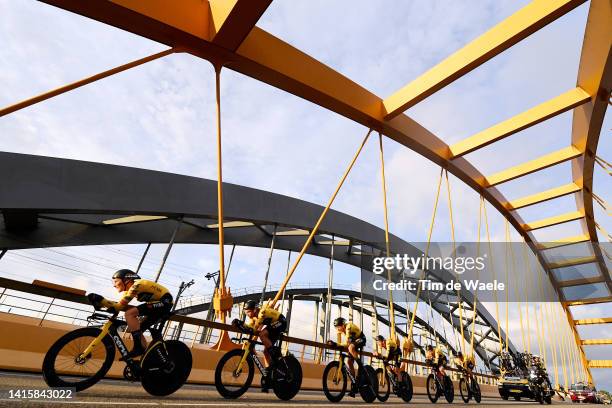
[176,282,356,309]
[0,276,498,384]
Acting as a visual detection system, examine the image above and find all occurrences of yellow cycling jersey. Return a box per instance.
[102,279,170,311]
[247,305,283,329]
[338,322,362,346]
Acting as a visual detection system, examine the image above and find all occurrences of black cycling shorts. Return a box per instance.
[388,348,402,363]
[136,293,173,322]
[351,334,366,350]
[263,317,287,344]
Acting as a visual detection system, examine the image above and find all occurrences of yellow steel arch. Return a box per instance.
[3,0,610,384]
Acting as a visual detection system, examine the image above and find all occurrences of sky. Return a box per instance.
[0,0,610,390]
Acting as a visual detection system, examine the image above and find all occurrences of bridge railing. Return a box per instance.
[176,282,357,309]
[0,277,498,385]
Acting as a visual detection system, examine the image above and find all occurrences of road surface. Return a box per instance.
[0,371,571,407]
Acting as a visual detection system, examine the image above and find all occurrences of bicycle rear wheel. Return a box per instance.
[472,378,482,403]
[358,365,378,403]
[42,327,115,392]
[271,354,302,401]
[443,375,454,403]
[399,371,413,402]
[322,361,346,402]
[214,348,254,399]
[141,340,192,396]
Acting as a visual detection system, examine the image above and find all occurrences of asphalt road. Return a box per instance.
[0,371,573,407]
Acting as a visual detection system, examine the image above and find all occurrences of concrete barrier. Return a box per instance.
[0,312,499,396]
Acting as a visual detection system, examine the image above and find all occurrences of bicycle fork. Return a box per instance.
[79,321,113,362]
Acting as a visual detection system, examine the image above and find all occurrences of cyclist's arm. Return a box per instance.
[111,284,138,311]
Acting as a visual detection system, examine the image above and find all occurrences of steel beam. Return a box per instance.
[581,339,612,346]
[485,146,583,187]
[523,210,584,231]
[548,256,597,270]
[558,276,606,288]
[209,0,272,51]
[574,317,612,325]
[382,0,587,118]
[450,87,590,158]
[504,183,582,210]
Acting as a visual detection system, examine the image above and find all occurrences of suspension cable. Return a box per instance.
[407,167,444,339]
[444,170,465,356]
[378,133,397,343]
[482,200,503,354]
[268,128,372,308]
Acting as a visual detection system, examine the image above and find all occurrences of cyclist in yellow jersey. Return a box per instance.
[327,317,366,382]
[373,335,402,377]
[233,301,287,368]
[87,269,173,359]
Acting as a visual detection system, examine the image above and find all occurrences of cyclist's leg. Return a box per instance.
[347,343,357,378]
[259,327,272,367]
[125,305,147,351]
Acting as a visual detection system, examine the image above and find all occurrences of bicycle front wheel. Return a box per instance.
[322,361,346,402]
[375,368,390,402]
[460,377,470,403]
[426,374,439,403]
[214,348,254,399]
[42,327,115,392]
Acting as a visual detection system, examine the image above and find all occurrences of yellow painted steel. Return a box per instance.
[444,169,466,355]
[504,220,510,352]
[589,360,612,368]
[102,215,168,225]
[565,297,612,306]
[111,0,210,40]
[378,133,397,343]
[581,339,612,345]
[521,243,532,354]
[574,317,612,325]
[450,87,590,158]
[206,221,254,228]
[504,183,582,210]
[485,146,583,187]
[215,65,226,294]
[523,210,584,231]
[382,0,587,118]
[558,276,606,288]
[267,129,373,307]
[469,196,485,357]
[548,256,597,270]
[482,199,502,353]
[0,48,176,117]
[537,233,590,250]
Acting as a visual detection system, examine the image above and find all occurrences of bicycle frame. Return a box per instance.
[234,336,267,376]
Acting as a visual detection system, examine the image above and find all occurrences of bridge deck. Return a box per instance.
[0,371,568,407]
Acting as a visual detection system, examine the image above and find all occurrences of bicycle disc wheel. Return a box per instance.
[444,375,454,403]
[141,340,192,396]
[358,365,378,403]
[322,361,346,402]
[214,348,254,399]
[375,368,390,402]
[399,371,413,402]
[542,378,552,405]
[472,379,482,403]
[459,378,470,403]
[271,354,302,401]
[42,327,115,392]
